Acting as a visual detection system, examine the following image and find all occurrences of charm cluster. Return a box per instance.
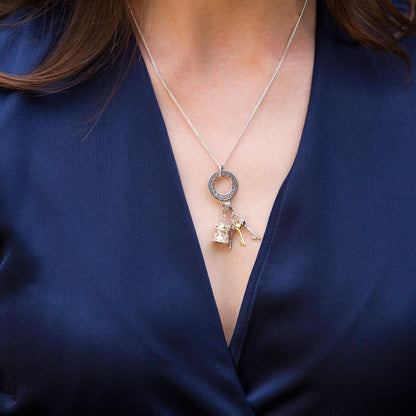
[213,202,261,250]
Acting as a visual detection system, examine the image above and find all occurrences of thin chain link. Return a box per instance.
[126,0,309,169]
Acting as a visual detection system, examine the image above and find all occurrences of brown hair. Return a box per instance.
[0,0,416,93]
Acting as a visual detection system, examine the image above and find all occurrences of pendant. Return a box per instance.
[208,167,261,250]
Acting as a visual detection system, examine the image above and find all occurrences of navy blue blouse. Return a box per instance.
[0,1,415,415]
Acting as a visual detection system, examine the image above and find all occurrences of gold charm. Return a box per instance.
[233,220,246,247]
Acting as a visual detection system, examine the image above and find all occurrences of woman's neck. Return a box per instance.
[133,0,307,72]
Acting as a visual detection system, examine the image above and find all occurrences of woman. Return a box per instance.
[0,0,415,414]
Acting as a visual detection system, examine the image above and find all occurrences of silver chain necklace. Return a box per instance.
[127,0,309,249]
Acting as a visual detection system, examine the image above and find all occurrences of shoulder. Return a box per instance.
[391,0,412,13]
[0,6,62,75]
[320,0,416,94]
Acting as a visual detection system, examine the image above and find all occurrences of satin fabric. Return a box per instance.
[0,1,415,414]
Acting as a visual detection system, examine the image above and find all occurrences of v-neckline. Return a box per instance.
[135,0,322,365]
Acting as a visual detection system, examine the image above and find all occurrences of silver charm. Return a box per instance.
[212,222,233,246]
[212,202,234,249]
[208,168,238,202]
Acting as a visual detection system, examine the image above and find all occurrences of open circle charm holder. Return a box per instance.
[208,169,238,202]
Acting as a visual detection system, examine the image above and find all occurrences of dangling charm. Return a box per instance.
[208,167,261,250]
[212,202,234,249]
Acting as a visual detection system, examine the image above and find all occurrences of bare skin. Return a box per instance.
[132,0,317,346]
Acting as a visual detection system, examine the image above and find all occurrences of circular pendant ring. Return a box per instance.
[208,169,238,202]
